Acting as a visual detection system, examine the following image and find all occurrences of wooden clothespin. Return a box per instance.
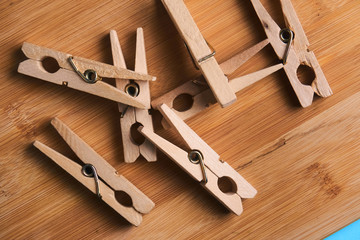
[162,0,237,108]
[110,28,156,163]
[18,42,156,109]
[250,0,332,107]
[33,118,155,226]
[154,0,332,125]
[156,0,284,125]
[138,104,257,215]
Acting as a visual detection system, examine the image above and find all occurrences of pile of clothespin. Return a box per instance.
[18,0,331,226]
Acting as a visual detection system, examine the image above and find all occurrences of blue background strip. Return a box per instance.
[325,219,360,240]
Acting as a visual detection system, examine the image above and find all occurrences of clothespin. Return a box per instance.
[156,0,283,126]
[152,60,282,127]
[154,0,332,126]
[33,118,155,226]
[18,42,156,109]
[138,104,257,215]
[250,0,332,107]
[161,0,238,108]
[110,28,156,163]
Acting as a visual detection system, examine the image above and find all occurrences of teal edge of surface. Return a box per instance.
[324,219,360,240]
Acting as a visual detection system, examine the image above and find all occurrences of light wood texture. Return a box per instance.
[251,0,332,107]
[33,118,154,225]
[279,0,332,97]
[152,63,283,127]
[139,104,256,215]
[156,104,256,198]
[220,39,270,75]
[50,117,154,213]
[20,42,156,81]
[18,59,147,109]
[1,0,359,238]
[280,0,309,61]
[229,64,283,93]
[111,29,156,163]
[18,43,149,109]
[162,0,237,108]
[110,29,130,112]
[33,141,143,226]
[154,0,334,118]
[151,38,279,125]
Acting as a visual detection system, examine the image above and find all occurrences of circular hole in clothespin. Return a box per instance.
[41,57,60,73]
[115,191,133,207]
[297,64,316,86]
[173,93,194,112]
[218,176,237,194]
[125,82,140,97]
[130,122,145,145]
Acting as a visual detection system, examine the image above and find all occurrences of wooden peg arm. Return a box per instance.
[157,104,219,159]
[21,42,156,81]
[139,125,203,181]
[280,0,309,58]
[18,59,147,109]
[152,64,282,126]
[73,56,156,81]
[33,141,143,226]
[220,39,270,75]
[110,28,152,109]
[134,27,151,109]
[51,118,155,214]
[157,104,257,198]
[229,64,283,93]
[250,0,285,57]
[250,0,318,107]
[140,126,246,215]
[110,29,131,113]
[161,0,236,108]
[203,168,244,215]
[280,0,333,98]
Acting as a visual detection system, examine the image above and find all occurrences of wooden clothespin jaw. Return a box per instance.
[18,42,157,109]
[250,0,332,107]
[162,0,237,108]
[110,28,156,163]
[151,61,283,128]
[33,118,155,226]
[139,104,256,215]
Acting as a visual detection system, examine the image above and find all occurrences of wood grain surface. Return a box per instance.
[1,0,359,239]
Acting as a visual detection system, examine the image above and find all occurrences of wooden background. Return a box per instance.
[1,0,359,239]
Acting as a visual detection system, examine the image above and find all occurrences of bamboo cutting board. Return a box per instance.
[1,0,360,239]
